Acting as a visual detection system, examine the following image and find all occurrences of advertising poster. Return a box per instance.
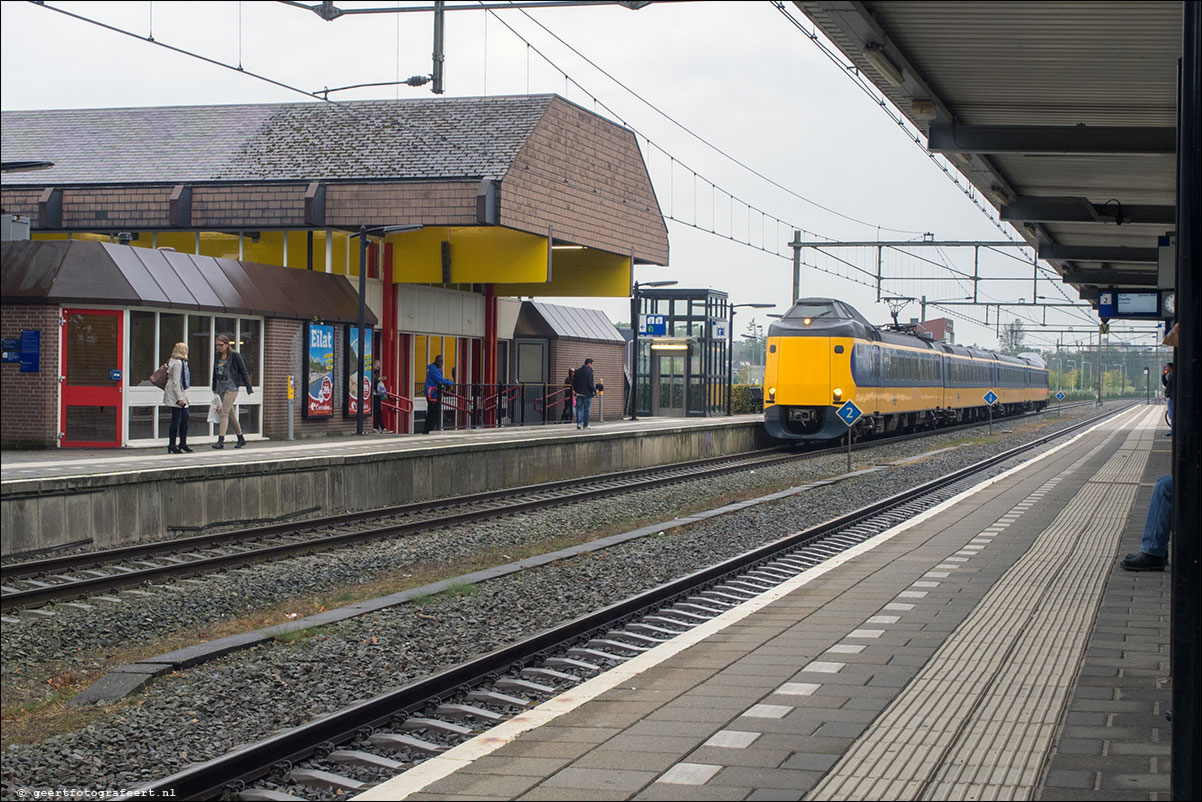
[304,323,334,419]
[345,326,373,417]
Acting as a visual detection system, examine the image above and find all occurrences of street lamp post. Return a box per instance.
[629,280,677,420]
[727,302,773,416]
[351,224,422,435]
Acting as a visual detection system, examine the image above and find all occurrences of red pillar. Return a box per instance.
[484,283,498,425]
[380,242,397,432]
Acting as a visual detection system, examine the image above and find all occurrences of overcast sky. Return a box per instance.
[1,0,1150,351]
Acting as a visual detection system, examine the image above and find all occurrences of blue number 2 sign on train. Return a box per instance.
[836,400,863,427]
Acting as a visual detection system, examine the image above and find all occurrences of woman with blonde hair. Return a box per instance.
[163,342,192,454]
[210,333,253,449]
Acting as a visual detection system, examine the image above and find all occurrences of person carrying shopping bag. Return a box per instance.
[211,333,253,449]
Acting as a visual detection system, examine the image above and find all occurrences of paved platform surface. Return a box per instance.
[0,414,762,484]
[356,404,1172,802]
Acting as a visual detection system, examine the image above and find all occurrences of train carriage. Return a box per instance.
[763,299,1048,442]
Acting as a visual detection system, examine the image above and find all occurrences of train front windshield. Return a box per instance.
[783,302,839,320]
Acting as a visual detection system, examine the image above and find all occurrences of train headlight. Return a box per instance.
[803,317,812,326]
[768,386,776,401]
[833,387,843,399]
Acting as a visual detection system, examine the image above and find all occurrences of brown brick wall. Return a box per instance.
[1,305,61,448]
[262,318,360,440]
[326,182,479,227]
[550,340,627,421]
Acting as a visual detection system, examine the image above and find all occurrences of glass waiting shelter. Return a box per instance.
[633,288,729,417]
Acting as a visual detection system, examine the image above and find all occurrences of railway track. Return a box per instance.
[112,404,1123,801]
[0,402,1096,614]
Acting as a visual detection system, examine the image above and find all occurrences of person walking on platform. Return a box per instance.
[163,342,192,454]
[572,358,599,429]
[1121,475,1173,571]
[211,333,253,449]
[561,368,576,423]
[1162,361,1174,435]
[423,354,452,434]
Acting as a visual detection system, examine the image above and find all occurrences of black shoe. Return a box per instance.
[1120,552,1166,571]
[235,434,247,449]
[167,445,180,454]
[179,444,193,453]
[212,437,225,450]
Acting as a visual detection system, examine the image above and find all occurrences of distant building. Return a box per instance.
[918,317,955,343]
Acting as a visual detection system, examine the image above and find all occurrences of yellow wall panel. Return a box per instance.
[241,232,286,266]
[387,227,549,285]
[499,248,631,298]
[153,232,197,253]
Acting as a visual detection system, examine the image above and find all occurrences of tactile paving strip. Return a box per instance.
[806,411,1157,801]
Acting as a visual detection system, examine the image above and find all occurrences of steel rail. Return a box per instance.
[114,404,1127,801]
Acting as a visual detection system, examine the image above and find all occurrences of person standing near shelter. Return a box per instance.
[562,368,576,423]
[423,354,452,434]
[211,333,252,449]
[572,358,598,429]
[374,373,387,432]
[164,342,192,454]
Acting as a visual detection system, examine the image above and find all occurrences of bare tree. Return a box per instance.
[1001,320,1026,354]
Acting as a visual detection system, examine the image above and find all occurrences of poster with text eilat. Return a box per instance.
[346,327,373,416]
[307,324,334,418]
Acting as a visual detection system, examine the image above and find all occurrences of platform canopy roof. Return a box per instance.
[1,240,375,324]
[518,301,625,344]
[0,96,552,185]
[795,1,1182,303]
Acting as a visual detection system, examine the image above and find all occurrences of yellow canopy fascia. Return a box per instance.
[387,226,549,284]
[499,247,632,298]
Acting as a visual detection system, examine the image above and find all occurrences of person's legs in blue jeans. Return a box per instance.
[577,395,593,428]
[1139,475,1173,558]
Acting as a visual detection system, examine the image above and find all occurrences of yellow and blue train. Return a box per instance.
[763,298,1048,441]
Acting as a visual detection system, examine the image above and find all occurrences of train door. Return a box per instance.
[60,308,124,447]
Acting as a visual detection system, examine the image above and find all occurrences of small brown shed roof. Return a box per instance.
[1,240,374,324]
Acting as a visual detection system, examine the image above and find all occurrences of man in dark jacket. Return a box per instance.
[572,358,597,429]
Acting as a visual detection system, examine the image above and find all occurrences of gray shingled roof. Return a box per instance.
[1,95,556,185]
[528,301,624,344]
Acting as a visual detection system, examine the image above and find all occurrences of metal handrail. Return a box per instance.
[534,386,573,412]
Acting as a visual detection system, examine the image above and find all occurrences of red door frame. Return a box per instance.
[60,308,124,448]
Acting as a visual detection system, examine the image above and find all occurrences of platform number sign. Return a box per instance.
[984,390,998,406]
[836,400,863,427]
[1056,391,1065,401]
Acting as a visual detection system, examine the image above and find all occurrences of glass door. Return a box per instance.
[60,309,123,447]
[653,352,687,417]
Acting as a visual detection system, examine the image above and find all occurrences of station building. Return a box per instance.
[0,95,669,448]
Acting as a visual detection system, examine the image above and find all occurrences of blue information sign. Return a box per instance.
[640,314,667,336]
[984,390,998,406]
[19,329,40,373]
[836,400,863,427]
[1056,391,1065,401]
[109,369,122,381]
